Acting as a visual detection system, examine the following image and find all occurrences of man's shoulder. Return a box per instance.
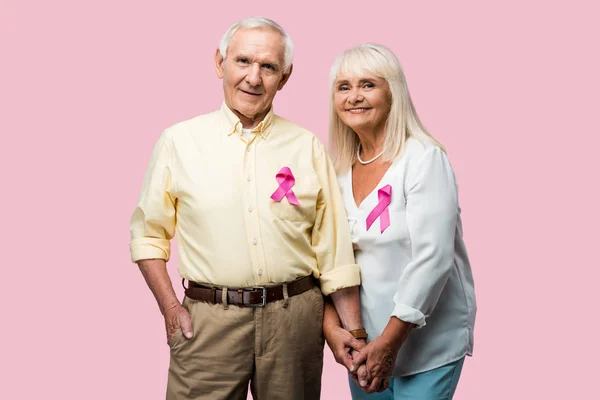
[272,114,316,139]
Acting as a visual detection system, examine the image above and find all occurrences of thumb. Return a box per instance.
[346,337,365,352]
[350,351,367,373]
[352,348,367,371]
[341,352,355,372]
[179,311,194,339]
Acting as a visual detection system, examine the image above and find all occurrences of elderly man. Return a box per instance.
[130,17,366,400]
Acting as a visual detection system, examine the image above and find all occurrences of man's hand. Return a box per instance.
[136,259,194,345]
[324,323,366,371]
[351,336,398,394]
[165,303,194,343]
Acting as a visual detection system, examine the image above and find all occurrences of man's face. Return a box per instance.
[215,28,292,128]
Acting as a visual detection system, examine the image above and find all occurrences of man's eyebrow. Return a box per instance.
[263,61,281,68]
[234,54,281,67]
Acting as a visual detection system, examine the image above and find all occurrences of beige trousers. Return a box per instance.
[166,286,325,400]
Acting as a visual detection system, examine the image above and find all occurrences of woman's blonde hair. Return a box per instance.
[328,43,445,173]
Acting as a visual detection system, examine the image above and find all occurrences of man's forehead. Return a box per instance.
[228,28,285,59]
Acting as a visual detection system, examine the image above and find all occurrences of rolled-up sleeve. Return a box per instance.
[392,146,458,327]
[311,138,361,295]
[129,130,177,263]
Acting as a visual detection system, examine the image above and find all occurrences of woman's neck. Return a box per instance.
[355,127,386,160]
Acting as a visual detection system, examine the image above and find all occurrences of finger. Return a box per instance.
[349,372,361,387]
[341,352,355,372]
[179,310,194,339]
[378,378,390,392]
[352,350,367,371]
[365,377,382,394]
[357,364,368,387]
[346,337,365,352]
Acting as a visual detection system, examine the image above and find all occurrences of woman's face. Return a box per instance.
[333,74,391,135]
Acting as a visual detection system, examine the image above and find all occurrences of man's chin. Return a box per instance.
[237,104,265,117]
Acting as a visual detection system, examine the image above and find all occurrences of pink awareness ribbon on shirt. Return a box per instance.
[366,184,392,233]
[270,167,300,206]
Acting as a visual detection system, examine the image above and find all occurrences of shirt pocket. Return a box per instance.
[270,177,320,222]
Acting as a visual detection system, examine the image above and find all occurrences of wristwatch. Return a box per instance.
[349,328,368,340]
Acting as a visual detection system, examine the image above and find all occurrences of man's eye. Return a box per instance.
[364,83,374,88]
[263,64,273,70]
[339,85,349,91]
[239,58,249,64]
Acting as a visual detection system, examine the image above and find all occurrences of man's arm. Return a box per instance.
[130,130,186,343]
[310,137,365,369]
[323,296,365,371]
[137,259,193,341]
[329,285,362,331]
[310,137,361,296]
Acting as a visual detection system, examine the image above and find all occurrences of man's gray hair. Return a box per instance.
[219,17,294,73]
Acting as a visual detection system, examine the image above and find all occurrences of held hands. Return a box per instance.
[351,336,398,393]
[350,317,413,394]
[323,324,393,393]
[324,324,366,371]
[164,303,194,344]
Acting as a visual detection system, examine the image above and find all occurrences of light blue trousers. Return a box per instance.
[349,357,465,400]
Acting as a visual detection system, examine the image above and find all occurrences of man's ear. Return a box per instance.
[277,64,293,91]
[215,48,225,79]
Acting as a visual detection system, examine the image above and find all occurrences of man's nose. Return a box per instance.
[245,64,262,87]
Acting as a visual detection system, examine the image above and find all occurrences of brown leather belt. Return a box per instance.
[184,276,316,307]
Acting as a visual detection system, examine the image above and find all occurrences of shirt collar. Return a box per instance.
[220,101,274,140]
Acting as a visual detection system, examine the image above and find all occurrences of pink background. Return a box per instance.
[2,0,599,398]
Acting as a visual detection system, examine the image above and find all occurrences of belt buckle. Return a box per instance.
[251,287,267,307]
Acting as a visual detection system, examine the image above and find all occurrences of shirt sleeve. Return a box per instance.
[129,130,177,263]
[391,146,459,327]
[311,137,361,295]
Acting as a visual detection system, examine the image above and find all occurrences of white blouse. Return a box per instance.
[338,138,477,376]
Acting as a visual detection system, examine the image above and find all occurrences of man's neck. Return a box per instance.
[228,105,271,130]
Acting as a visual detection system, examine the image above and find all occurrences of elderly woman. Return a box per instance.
[323,44,477,400]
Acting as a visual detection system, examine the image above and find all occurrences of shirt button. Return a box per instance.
[248,206,253,212]
[252,239,258,245]
[258,269,263,276]
[247,175,252,181]
[247,147,251,153]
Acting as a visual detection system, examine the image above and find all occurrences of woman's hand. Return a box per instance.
[351,336,397,393]
[351,317,413,393]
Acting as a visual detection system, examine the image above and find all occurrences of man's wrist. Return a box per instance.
[161,301,181,316]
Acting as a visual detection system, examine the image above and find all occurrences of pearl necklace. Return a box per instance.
[356,143,384,165]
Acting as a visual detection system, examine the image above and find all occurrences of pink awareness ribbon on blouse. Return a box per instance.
[270,167,300,206]
[366,184,392,233]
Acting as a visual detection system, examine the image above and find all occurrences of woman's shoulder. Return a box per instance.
[398,137,444,165]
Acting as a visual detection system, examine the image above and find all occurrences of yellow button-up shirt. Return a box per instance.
[129,103,360,295]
